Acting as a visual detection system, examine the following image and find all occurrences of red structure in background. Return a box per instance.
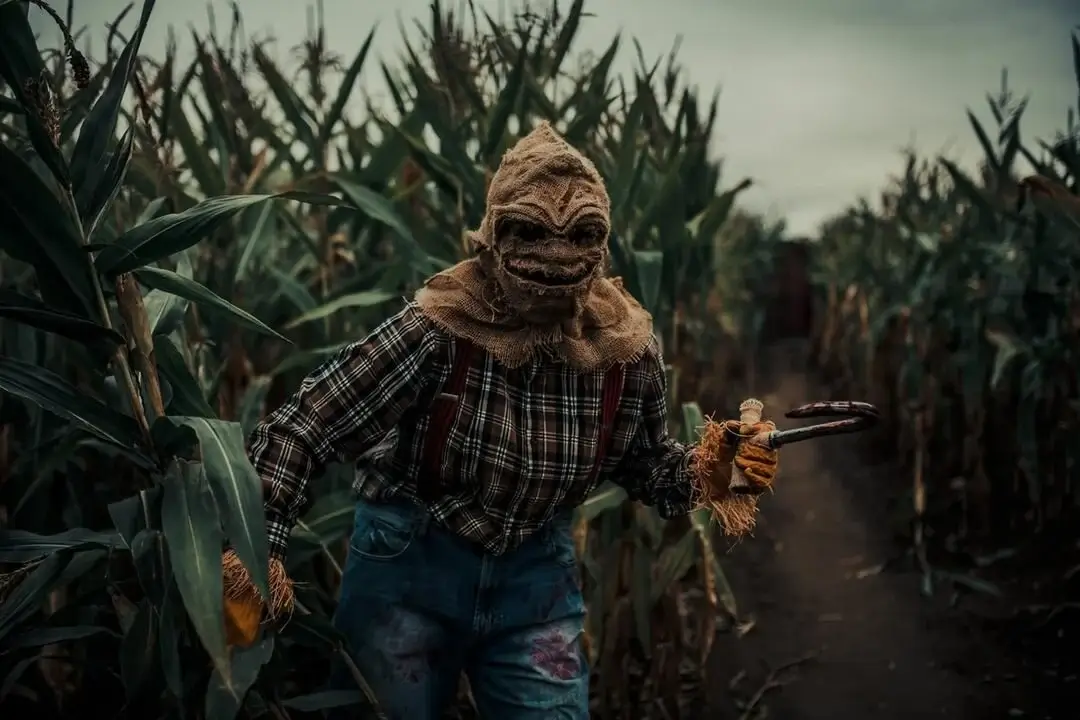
[765,240,813,341]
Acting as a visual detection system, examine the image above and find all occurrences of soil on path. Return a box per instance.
[704,342,1053,720]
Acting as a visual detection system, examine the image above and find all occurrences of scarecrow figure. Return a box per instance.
[222,122,780,720]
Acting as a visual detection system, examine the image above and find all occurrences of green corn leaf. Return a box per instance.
[0,528,122,563]
[282,290,396,330]
[546,0,586,80]
[157,592,184,698]
[564,90,618,147]
[986,329,1027,390]
[237,377,272,439]
[161,460,228,675]
[691,179,753,245]
[154,39,178,143]
[966,109,999,172]
[0,288,124,349]
[232,201,277,284]
[96,191,350,276]
[938,158,996,218]
[82,124,135,238]
[191,39,242,164]
[166,417,270,602]
[1072,32,1080,97]
[0,551,71,642]
[295,490,357,545]
[651,529,697,605]
[134,266,287,342]
[0,95,22,114]
[60,61,113,144]
[0,142,95,317]
[406,81,485,199]
[612,150,651,227]
[70,0,155,221]
[522,73,561,121]
[154,335,217,418]
[635,153,688,238]
[360,113,419,188]
[998,118,1022,176]
[315,28,376,152]
[168,91,225,196]
[277,604,346,649]
[205,636,275,720]
[607,230,639,291]
[691,509,738,619]
[143,250,193,335]
[280,691,366,712]
[0,3,68,184]
[251,43,317,151]
[119,599,157,696]
[379,62,410,117]
[269,342,350,378]
[107,488,159,549]
[0,358,141,447]
[329,176,422,249]
[481,37,529,163]
[392,126,466,200]
[679,402,706,443]
[5,625,115,650]
[608,95,644,206]
[136,197,168,224]
[632,250,664,314]
[575,485,628,524]
[567,35,621,113]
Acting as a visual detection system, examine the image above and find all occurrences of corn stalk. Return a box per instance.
[809,55,1080,597]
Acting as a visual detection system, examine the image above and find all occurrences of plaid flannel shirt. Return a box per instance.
[250,301,697,560]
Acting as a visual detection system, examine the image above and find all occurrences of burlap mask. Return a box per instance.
[416,122,653,371]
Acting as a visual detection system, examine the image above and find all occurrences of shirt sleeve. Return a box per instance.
[609,337,697,517]
[251,301,442,559]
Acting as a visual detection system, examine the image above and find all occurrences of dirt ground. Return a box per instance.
[704,343,1067,720]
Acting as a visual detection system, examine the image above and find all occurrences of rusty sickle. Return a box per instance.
[727,399,880,494]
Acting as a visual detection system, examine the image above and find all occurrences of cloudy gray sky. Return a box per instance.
[34,0,1080,235]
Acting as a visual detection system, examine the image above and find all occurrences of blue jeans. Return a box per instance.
[328,499,588,720]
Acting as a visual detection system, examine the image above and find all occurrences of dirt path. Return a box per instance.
[705,343,1046,720]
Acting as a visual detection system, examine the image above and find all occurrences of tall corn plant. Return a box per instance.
[811,44,1080,594]
[0,2,376,718]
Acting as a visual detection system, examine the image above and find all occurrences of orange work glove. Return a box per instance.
[728,419,779,494]
[222,549,295,648]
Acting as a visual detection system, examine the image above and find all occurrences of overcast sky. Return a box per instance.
[33,0,1080,235]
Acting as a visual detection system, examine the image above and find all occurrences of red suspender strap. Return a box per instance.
[419,348,621,502]
[586,362,625,484]
[420,339,475,497]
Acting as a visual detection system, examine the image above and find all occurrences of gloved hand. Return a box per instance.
[222,549,294,648]
[689,417,780,536]
[723,418,779,494]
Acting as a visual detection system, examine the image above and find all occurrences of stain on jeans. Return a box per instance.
[528,624,583,681]
[370,605,444,684]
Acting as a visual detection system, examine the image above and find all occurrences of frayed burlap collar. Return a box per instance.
[414,258,653,371]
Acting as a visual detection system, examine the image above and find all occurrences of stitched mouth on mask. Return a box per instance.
[503,257,594,286]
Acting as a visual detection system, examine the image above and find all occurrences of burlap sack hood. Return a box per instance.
[415,122,653,371]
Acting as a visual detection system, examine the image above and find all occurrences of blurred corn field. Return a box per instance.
[0,1,783,718]
[810,49,1080,596]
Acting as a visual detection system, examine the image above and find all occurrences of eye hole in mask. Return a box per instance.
[498,218,547,243]
[567,222,604,246]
